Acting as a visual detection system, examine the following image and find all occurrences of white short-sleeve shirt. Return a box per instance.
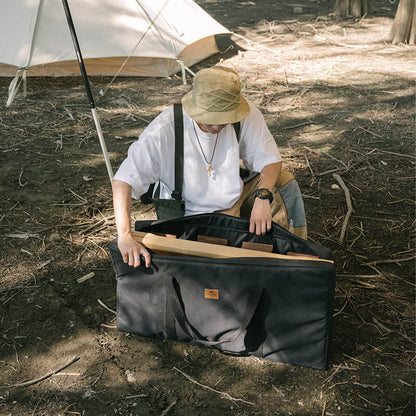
[113,99,281,215]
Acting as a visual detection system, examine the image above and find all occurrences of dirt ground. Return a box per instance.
[0,1,415,415]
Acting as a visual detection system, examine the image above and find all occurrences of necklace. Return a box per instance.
[192,121,219,177]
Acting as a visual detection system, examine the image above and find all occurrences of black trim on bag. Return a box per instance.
[134,213,332,260]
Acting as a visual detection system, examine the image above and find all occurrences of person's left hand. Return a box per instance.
[249,197,272,235]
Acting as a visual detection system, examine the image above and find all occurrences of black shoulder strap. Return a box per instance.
[233,121,241,142]
[172,103,184,200]
[171,109,238,201]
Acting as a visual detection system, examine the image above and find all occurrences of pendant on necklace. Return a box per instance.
[192,122,218,179]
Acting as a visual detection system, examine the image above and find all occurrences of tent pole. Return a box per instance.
[61,0,114,182]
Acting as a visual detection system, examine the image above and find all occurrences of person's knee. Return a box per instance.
[276,169,295,188]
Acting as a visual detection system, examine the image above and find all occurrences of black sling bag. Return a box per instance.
[149,103,186,220]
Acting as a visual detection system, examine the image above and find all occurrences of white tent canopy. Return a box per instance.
[0,0,230,181]
[0,0,229,78]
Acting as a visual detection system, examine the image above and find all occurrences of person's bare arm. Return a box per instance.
[112,179,151,267]
[249,162,282,235]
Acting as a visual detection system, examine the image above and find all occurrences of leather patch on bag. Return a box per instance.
[204,289,219,299]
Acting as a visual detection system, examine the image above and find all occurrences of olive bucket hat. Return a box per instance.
[181,66,250,124]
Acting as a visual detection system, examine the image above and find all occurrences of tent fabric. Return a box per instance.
[0,0,230,77]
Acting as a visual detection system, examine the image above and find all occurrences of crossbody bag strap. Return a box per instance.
[233,121,241,143]
[171,103,184,201]
[234,120,257,182]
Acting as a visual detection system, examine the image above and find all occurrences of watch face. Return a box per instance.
[256,188,273,203]
[258,189,269,198]
[256,188,273,202]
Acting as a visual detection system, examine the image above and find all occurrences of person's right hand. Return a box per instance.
[117,232,151,268]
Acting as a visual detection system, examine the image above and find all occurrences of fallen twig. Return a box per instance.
[314,34,365,49]
[173,367,254,405]
[60,402,77,415]
[383,271,416,288]
[332,174,354,244]
[304,153,316,185]
[363,255,416,266]
[375,149,416,159]
[18,169,27,187]
[321,401,326,416]
[343,353,365,364]
[105,393,147,405]
[0,356,80,389]
[372,317,393,334]
[2,287,26,305]
[124,394,147,399]
[97,299,116,315]
[160,400,176,416]
[356,125,382,138]
[37,259,52,270]
[358,393,382,407]
[77,272,95,284]
[101,323,117,329]
[338,274,381,278]
[349,280,377,289]
[79,215,115,235]
[283,120,314,130]
[352,381,378,389]
[5,232,39,239]
[305,146,348,169]
[232,32,281,56]
[333,296,349,317]
[68,188,88,204]
[321,366,342,386]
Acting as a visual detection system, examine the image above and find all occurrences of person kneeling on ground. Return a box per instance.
[112,66,307,267]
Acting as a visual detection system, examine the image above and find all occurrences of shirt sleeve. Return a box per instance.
[112,107,175,199]
[239,101,281,173]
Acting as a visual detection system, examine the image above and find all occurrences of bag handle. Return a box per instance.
[164,276,262,347]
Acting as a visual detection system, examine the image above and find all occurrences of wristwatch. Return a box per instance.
[255,188,273,203]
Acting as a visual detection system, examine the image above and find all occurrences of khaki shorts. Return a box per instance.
[219,169,308,240]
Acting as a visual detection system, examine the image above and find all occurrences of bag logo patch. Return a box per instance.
[204,289,219,299]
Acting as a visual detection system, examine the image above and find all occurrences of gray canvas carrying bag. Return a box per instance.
[109,213,336,370]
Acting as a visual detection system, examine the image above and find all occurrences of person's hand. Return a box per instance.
[117,231,151,268]
[249,197,272,235]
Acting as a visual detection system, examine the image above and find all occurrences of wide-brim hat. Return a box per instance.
[182,66,250,124]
